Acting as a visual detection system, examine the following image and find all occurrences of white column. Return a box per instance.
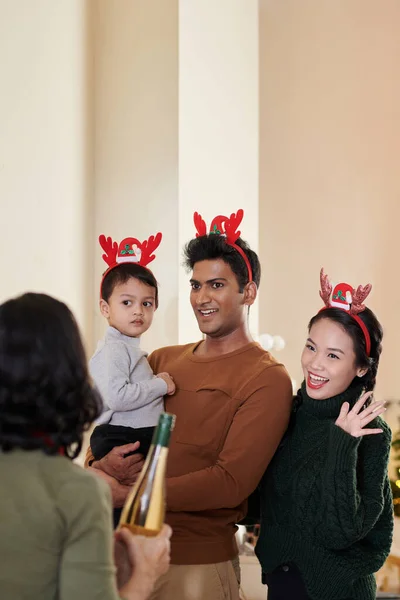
[178,0,259,344]
[0,0,93,340]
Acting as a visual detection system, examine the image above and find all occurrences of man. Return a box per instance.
[86,211,292,600]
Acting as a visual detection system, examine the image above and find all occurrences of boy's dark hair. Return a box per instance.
[101,263,159,307]
[0,293,102,459]
[183,234,261,292]
[309,307,383,392]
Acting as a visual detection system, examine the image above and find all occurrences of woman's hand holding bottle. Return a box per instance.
[114,524,172,600]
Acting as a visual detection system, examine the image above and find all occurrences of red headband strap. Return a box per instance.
[193,209,253,283]
[351,314,371,356]
[228,243,253,283]
[319,268,372,356]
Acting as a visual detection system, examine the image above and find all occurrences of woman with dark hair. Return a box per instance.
[255,270,393,600]
[0,292,171,600]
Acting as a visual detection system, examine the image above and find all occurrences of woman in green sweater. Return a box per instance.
[0,292,171,600]
[255,269,393,600]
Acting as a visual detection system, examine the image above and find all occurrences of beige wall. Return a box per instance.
[0,0,94,338]
[93,0,179,354]
[2,1,400,407]
[259,0,400,403]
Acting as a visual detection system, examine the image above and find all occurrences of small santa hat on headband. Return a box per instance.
[319,268,372,355]
[98,232,162,299]
[193,209,253,282]
[319,268,372,315]
[330,283,354,311]
[99,232,162,274]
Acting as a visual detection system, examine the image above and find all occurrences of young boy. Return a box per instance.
[89,233,175,524]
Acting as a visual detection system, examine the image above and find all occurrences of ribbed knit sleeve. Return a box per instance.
[315,418,392,552]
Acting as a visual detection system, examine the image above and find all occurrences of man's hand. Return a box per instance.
[91,442,145,486]
[87,466,132,507]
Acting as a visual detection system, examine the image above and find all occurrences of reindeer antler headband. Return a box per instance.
[193,209,253,282]
[99,232,162,293]
[319,268,372,356]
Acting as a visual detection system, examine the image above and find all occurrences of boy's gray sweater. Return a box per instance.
[89,326,166,428]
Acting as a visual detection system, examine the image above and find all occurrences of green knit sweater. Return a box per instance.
[255,382,393,600]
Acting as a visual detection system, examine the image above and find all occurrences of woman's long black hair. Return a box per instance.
[0,293,101,459]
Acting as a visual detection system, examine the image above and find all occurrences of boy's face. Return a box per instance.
[190,258,256,338]
[100,277,156,338]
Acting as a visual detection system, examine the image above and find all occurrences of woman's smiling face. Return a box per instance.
[301,318,366,400]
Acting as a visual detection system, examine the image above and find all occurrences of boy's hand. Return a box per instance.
[156,372,176,395]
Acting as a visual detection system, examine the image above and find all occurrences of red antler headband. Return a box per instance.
[319,268,372,356]
[98,232,162,293]
[193,209,253,282]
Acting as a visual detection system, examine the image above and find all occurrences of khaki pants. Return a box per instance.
[149,561,240,600]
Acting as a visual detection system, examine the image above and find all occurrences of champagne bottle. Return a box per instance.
[119,412,175,537]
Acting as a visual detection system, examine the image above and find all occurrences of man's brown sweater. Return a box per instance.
[149,341,292,564]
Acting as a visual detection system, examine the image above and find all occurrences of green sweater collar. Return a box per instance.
[298,380,366,419]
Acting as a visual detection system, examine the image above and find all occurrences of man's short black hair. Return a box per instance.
[101,263,159,307]
[183,234,261,292]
